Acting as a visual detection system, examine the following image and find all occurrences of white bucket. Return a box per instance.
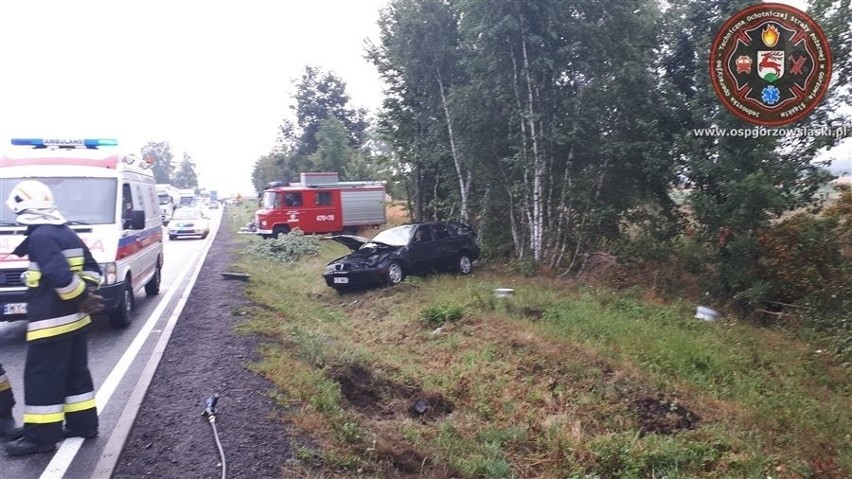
[493,288,514,298]
[695,306,720,322]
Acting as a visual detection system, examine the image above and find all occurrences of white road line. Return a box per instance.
[39,218,219,479]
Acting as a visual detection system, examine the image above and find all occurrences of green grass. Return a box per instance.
[224,212,851,478]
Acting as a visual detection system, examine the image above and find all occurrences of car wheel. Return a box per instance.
[456,254,473,275]
[201,232,208,239]
[272,225,290,239]
[387,261,404,285]
[169,234,177,240]
[108,279,134,329]
[145,263,161,296]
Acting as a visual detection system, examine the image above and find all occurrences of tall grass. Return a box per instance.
[231,235,851,478]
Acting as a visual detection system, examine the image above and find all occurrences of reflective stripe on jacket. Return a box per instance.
[20,224,102,343]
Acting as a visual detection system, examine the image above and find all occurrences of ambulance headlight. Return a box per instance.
[100,262,118,285]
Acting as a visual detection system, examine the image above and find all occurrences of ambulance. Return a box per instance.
[0,138,164,329]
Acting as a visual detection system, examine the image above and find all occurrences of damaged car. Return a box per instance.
[322,221,480,291]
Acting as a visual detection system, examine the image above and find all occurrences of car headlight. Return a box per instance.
[100,262,118,285]
[325,264,337,274]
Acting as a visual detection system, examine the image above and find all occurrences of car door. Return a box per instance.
[432,222,457,270]
[405,224,437,274]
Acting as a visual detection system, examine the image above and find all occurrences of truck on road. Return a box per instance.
[255,172,386,238]
[177,188,196,208]
[156,184,179,224]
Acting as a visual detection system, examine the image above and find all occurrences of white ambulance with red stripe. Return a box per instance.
[0,138,164,328]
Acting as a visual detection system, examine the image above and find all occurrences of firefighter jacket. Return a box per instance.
[11,224,102,343]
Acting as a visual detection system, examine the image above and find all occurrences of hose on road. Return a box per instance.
[203,394,227,479]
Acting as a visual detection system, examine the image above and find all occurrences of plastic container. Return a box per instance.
[493,288,514,298]
[695,305,720,322]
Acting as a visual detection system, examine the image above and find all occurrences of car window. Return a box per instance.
[413,225,433,243]
[435,222,450,240]
[449,222,475,238]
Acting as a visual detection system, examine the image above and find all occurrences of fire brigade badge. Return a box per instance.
[709,3,832,126]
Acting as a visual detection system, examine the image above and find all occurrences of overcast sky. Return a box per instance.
[0,0,847,196]
[0,0,388,196]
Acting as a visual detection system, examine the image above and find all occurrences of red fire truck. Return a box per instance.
[255,172,386,238]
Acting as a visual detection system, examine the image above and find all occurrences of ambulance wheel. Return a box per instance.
[145,263,161,296]
[272,225,290,239]
[109,280,134,329]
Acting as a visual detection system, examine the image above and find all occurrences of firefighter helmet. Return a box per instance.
[6,180,57,214]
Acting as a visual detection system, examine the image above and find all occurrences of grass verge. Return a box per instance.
[225,209,850,478]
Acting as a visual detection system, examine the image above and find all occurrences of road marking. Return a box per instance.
[39,215,220,479]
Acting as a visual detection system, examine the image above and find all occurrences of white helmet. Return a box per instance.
[6,180,56,213]
[5,180,65,225]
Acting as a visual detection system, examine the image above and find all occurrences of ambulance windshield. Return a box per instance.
[0,177,118,225]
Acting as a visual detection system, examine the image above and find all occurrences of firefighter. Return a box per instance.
[0,362,21,440]
[3,180,104,456]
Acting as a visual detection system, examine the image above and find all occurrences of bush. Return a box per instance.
[421,302,465,326]
[244,230,321,262]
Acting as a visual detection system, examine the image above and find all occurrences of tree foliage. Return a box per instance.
[173,152,198,189]
[251,66,378,192]
[141,141,175,184]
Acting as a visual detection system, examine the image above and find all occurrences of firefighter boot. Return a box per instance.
[4,437,56,456]
[0,414,22,441]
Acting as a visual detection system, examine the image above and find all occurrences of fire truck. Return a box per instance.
[255,172,386,238]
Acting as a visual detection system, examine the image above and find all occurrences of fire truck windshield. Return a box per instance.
[0,177,118,225]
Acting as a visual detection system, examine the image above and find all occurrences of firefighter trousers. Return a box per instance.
[23,332,97,445]
[0,362,15,415]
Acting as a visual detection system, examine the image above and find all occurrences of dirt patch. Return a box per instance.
[330,363,453,421]
[630,396,701,435]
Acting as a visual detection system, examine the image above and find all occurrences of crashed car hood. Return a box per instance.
[329,234,371,252]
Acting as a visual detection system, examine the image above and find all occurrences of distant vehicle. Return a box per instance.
[1,138,164,329]
[156,183,179,225]
[208,201,220,209]
[255,172,386,239]
[177,188,196,208]
[167,207,210,240]
[322,221,480,292]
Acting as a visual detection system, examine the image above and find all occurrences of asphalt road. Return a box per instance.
[0,210,221,479]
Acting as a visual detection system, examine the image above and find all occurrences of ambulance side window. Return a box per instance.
[316,191,332,206]
[122,184,133,229]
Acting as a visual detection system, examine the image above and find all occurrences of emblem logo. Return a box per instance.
[709,3,832,126]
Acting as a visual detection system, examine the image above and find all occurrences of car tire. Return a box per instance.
[108,279,134,329]
[386,261,404,285]
[169,234,177,240]
[145,263,161,296]
[456,253,473,275]
[201,232,208,239]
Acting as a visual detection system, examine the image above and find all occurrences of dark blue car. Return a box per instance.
[322,221,480,291]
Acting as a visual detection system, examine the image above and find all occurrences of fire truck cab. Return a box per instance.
[255,172,386,238]
[0,138,164,329]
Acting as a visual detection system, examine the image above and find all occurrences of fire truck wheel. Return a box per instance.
[272,225,291,238]
[387,261,404,285]
[109,279,135,329]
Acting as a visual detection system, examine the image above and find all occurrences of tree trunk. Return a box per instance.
[519,10,543,263]
[435,73,469,223]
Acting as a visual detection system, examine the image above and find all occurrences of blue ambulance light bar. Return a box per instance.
[11,138,119,149]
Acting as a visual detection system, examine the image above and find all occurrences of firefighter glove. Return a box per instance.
[78,293,105,315]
